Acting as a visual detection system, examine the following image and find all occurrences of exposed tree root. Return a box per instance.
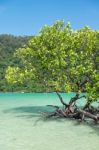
[45,92,99,124]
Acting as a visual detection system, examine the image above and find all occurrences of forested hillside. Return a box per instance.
[0,34,31,92]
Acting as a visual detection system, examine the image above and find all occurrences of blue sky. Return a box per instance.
[0,0,99,35]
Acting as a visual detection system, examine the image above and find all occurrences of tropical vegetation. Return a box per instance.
[5,21,99,123]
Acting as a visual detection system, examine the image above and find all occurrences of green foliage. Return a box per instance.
[5,21,99,104]
[0,34,31,92]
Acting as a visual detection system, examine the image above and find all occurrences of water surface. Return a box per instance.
[0,93,99,150]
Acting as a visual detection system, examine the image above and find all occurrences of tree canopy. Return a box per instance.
[6,21,99,104]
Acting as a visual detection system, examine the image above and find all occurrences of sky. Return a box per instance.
[0,0,99,36]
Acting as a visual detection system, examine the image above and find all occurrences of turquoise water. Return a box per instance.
[0,93,99,150]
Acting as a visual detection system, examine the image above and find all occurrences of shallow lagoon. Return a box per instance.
[0,93,99,150]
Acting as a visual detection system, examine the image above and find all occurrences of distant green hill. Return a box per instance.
[0,34,31,92]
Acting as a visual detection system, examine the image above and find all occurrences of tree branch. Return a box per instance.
[56,92,68,107]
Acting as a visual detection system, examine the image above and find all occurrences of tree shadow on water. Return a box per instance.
[3,106,62,125]
[3,106,99,135]
[3,106,55,115]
